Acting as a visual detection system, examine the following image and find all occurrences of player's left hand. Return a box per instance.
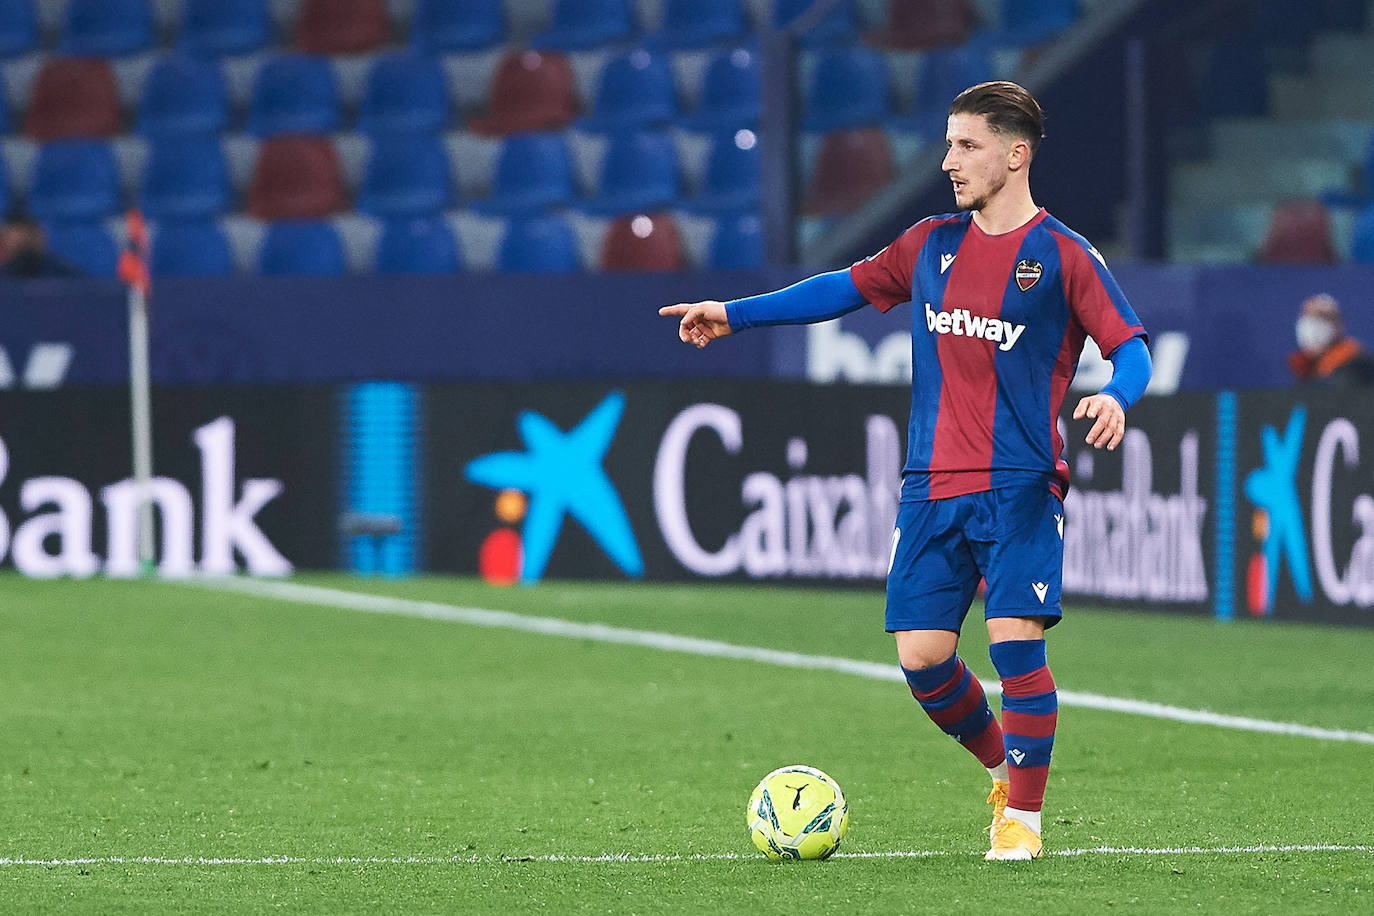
[1072,393,1126,451]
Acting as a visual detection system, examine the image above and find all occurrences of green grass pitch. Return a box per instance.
[1,573,1370,913]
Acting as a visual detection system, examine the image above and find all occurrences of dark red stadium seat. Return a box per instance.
[1258,198,1339,264]
[469,50,578,136]
[598,212,685,271]
[802,127,894,216]
[246,136,347,220]
[295,0,390,53]
[24,57,121,141]
[869,0,975,50]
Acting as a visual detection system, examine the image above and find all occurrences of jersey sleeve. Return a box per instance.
[848,220,934,314]
[1054,235,1147,357]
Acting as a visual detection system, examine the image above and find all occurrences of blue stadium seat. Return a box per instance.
[685,129,759,214]
[802,47,890,132]
[137,55,230,138]
[59,0,154,56]
[530,0,635,50]
[28,141,121,221]
[139,137,232,219]
[892,45,992,137]
[375,217,463,274]
[410,0,505,52]
[43,220,118,276]
[582,130,680,216]
[151,218,237,276]
[0,0,37,58]
[775,0,857,46]
[359,52,450,136]
[707,212,763,269]
[680,48,760,131]
[998,0,1077,44]
[178,0,272,57]
[248,54,341,137]
[578,49,676,132]
[258,220,347,275]
[474,132,576,215]
[356,134,454,217]
[1350,205,1374,263]
[646,0,745,49]
[497,215,581,273]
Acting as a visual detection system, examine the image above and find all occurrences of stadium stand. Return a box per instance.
[0,0,37,58]
[646,0,748,50]
[257,219,347,275]
[246,135,346,219]
[685,129,760,214]
[679,48,759,131]
[138,135,232,219]
[24,57,122,141]
[598,212,684,271]
[1258,198,1339,264]
[150,217,237,276]
[800,47,890,131]
[868,0,976,50]
[474,132,577,216]
[577,49,677,132]
[357,52,451,135]
[28,140,122,221]
[137,54,231,138]
[177,0,272,57]
[581,129,680,216]
[44,219,118,276]
[294,0,390,55]
[497,213,582,272]
[374,216,462,274]
[409,0,505,52]
[468,50,578,136]
[247,54,341,137]
[774,0,857,46]
[530,0,636,51]
[706,211,763,269]
[59,0,154,57]
[355,133,454,217]
[802,126,893,215]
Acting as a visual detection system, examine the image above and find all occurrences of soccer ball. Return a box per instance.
[746,765,849,860]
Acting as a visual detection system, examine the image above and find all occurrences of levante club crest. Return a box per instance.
[1015,258,1043,291]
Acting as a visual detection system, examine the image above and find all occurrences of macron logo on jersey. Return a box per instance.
[924,303,1027,351]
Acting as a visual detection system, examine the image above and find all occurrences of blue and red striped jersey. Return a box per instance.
[849,208,1146,501]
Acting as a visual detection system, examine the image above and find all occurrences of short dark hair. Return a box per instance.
[948,81,1044,156]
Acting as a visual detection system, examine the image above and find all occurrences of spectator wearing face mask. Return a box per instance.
[1287,293,1374,387]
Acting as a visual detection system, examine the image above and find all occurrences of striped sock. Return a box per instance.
[989,639,1058,814]
[902,654,1006,769]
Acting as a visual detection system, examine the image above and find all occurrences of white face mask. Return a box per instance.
[1296,315,1338,355]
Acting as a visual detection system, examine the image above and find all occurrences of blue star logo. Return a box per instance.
[1244,406,1313,608]
[465,391,643,584]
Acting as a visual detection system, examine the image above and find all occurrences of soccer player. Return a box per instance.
[660,81,1151,861]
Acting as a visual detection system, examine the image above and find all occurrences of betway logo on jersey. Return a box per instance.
[924,303,1026,351]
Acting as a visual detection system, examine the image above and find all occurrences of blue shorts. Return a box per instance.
[885,486,1064,633]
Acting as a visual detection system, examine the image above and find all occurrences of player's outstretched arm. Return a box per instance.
[1073,336,1152,450]
[659,300,731,348]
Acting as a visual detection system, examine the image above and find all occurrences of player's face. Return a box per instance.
[942,113,1014,212]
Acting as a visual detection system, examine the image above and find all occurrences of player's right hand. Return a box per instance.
[659,300,732,348]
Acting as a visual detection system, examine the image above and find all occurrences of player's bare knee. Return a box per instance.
[894,629,959,670]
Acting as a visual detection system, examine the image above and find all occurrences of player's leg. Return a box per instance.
[886,497,1008,821]
[973,486,1064,861]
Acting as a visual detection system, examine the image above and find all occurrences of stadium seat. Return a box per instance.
[1201,35,1269,117]
[356,134,454,217]
[474,132,576,215]
[43,220,118,276]
[578,49,676,133]
[0,0,38,58]
[1350,205,1374,263]
[247,54,341,137]
[139,136,232,219]
[137,55,230,138]
[801,47,890,132]
[151,218,237,276]
[582,130,680,216]
[893,45,993,137]
[680,48,759,131]
[28,141,122,221]
[410,0,505,52]
[598,212,685,271]
[295,0,390,54]
[1257,198,1338,263]
[246,136,346,219]
[707,212,763,269]
[24,57,122,141]
[645,0,745,49]
[358,52,450,135]
[59,0,154,56]
[998,0,1077,44]
[497,214,582,273]
[530,0,635,50]
[802,127,893,215]
[869,0,975,50]
[374,217,462,274]
[178,0,272,57]
[469,50,578,136]
[258,220,347,275]
[685,129,759,214]
[774,0,857,46]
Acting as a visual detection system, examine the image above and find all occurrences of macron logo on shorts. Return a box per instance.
[924,303,1026,352]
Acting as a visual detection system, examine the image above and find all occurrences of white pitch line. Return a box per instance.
[190,577,1374,746]
[0,845,1369,867]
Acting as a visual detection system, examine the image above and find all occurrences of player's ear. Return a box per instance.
[1007,138,1031,171]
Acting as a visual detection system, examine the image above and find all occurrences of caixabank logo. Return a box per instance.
[464,392,643,585]
[1243,402,1374,620]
